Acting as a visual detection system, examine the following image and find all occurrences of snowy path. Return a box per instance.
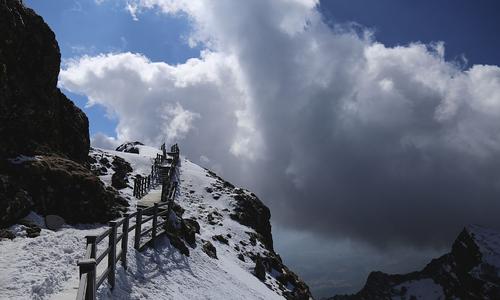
[137,188,162,208]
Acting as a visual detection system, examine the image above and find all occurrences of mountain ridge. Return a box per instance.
[330,224,500,300]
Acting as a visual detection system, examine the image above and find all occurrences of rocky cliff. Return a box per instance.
[331,225,500,300]
[0,0,125,228]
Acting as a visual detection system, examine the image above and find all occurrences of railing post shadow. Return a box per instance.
[134,208,143,250]
[78,259,96,300]
[121,214,129,270]
[108,221,118,289]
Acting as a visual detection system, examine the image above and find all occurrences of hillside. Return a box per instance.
[0,144,312,299]
[330,225,500,300]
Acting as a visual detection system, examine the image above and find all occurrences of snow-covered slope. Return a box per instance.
[0,144,311,300]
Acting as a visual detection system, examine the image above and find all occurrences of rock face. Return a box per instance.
[116,141,144,154]
[230,188,273,251]
[0,0,125,228]
[0,0,89,162]
[111,156,132,190]
[203,168,312,300]
[4,156,123,225]
[331,225,500,300]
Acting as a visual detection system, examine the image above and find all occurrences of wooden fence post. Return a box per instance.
[85,236,97,258]
[121,214,129,270]
[134,208,143,250]
[152,203,158,244]
[108,221,118,289]
[78,259,96,300]
[142,178,146,196]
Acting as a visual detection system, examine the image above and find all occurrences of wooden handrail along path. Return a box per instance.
[76,143,180,300]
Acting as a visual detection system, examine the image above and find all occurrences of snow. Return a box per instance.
[392,278,444,300]
[98,158,285,299]
[467,224,500,267]
[8,155,41,164]
[0,213,106,299]
[0,146,286,300]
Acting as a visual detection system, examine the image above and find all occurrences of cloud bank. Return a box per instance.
[60,0,500,250]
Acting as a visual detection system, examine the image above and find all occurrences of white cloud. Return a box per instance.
[60,0,500,250]
[91,132,121,150]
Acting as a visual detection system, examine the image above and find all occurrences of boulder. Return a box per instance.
[115,142,144,154]
[212,234,229,245]
[202,240,218,259]
[45,214,65,231]
[254,257,267,281]
[0,228,15,240]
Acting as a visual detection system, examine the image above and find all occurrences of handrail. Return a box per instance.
[76,143,180,300]
[96,247,110,265]
[95,228,111,244]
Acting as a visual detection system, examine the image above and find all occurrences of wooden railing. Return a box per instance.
[133,153,164,198]
[77,143,179,300]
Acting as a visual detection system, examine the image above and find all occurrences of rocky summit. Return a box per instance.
[331,224,500,300]
[0,0,125,227]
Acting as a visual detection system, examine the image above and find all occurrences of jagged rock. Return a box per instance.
[45,214,65,231]
[165,231,190,256]
[184,218,200,234]
[25,225,41,238]
[0,174,33,227]
[115,141,144,154]
[111,156,132,190]
[0,228,15,240]
[212,234,229,245]
[331,225,500,300]
[181,218,197,246]
[171,202,185,217]
[237,253,245,262]
[99,157,111,168]
[254,257,267,281]
[0,0,89,162]
[202,240,218,259]
[230,190,273,250]
[18,219,41,238]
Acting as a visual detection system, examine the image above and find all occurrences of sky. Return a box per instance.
[25,0,500,298]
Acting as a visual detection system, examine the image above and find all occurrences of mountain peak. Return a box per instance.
[331,224,500,300]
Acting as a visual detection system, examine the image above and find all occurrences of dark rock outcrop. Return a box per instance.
[0,228,15,240]
[331,225,500,300]
[0,0,89,162]
[115,141,144,154]
[253,253,312,300]
[205,168,312,300]
[0,1,125,228]
[111,156,132,190]
[4,156,123,225]
[229,188,273,250]
[202,240,217,259]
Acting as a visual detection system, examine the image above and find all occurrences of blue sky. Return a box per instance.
[26,0,500,139]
